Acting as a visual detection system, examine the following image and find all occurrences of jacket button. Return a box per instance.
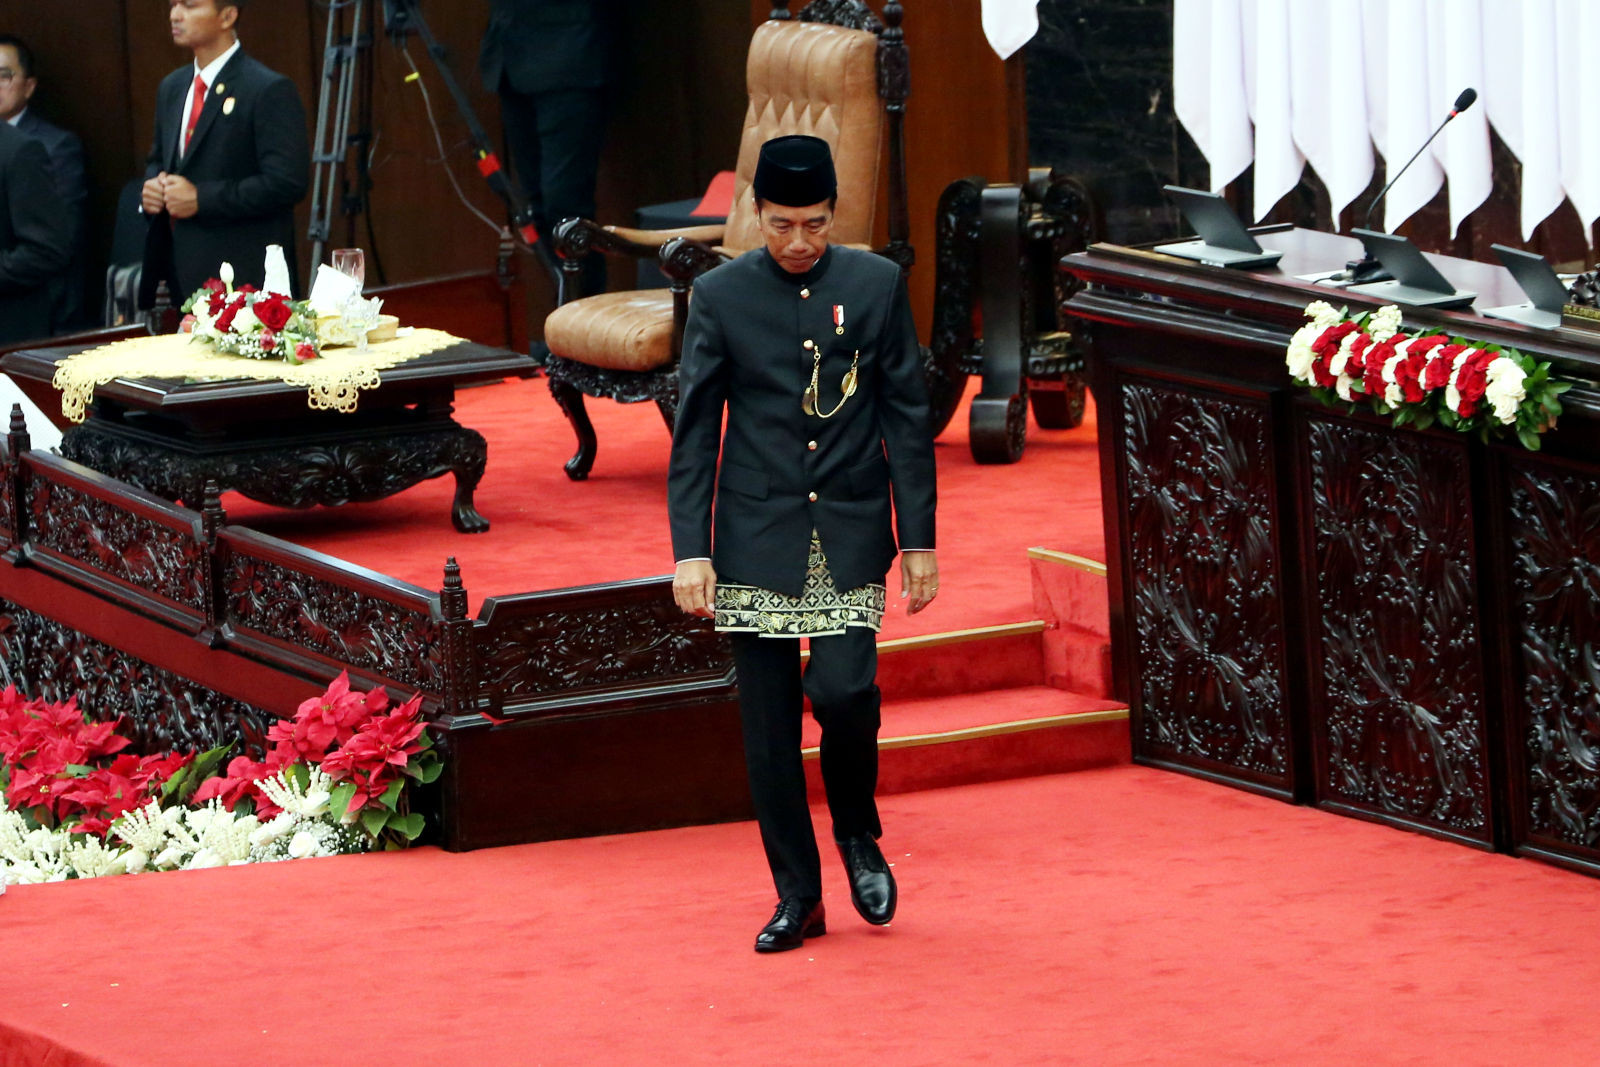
[808,491,818,502]
[807,440,817,451]
[802,339,814,350]
[800,288,811,299]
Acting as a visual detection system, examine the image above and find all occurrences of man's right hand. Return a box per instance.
[673,560,717,619]
[141,173,168,215]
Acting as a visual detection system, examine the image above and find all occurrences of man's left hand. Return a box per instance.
[900,550,939,615]
[162,174,199,220]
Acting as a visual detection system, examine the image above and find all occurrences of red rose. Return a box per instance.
[207,289,229,315]
[260,331,277,352]
[202,277,225,294]
[1453,349,1496,415]
[1362,336,1400,398]
[1426,344,1467,392]
[213,294,247,333]
[236,283,258,295]
[1344,333,1374,390]
[254,292,293,332]
[179,314,197,334]
[295,342,318,362]
[1397,335,1447,403]
[1309,322,1360,387]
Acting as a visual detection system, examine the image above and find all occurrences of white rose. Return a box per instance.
[231,305,261,333]
[1445,348,1476,413]
[1286,322,1322,383]
[288,831,318,859]
[1484,357,1528,424]
[301,790,331,818]
[185,848,223,870]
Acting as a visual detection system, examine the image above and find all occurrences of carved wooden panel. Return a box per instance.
[1506,461,1600,857]
[1302,417,1490,839]
[24,477,206,610]
[1121,380,1292,786]
[224,553,444,693]
[480,596,729,708]
[0,598,276,757]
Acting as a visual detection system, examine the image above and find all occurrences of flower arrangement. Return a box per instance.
[1286,301,1568,450]
[179,261,322,364]
[0,673,440,886]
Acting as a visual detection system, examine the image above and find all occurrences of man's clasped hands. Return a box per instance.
[140,171,199,219]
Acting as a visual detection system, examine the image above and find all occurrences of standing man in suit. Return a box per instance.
[669,136,939,954]
[0,36,87,331]
[141,0,309,305]
[479,0,614,294]
[0,120,69,344]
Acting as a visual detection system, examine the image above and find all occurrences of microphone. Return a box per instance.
[1343,87,1478,283]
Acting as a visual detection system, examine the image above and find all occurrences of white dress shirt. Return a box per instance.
[177,38,241,156]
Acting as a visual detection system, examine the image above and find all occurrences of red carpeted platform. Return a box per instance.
[222,379,1106,640]
[4,766,1598,1066]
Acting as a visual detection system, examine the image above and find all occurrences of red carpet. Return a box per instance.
[222,380,1105,640]
[4,766,1599,1066]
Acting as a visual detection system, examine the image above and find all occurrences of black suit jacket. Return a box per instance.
[478,0,613,95]
[668,246,937,598]
[0,122,70,344]
[141,50,309,305]
[16,110,88,329]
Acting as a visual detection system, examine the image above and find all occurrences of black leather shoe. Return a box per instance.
[754,897,826,953]
[837,835,896,925]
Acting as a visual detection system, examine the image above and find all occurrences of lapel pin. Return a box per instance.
[215,82,225,94]
[223,97,236,116]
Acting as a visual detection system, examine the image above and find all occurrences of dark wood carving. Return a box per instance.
[25,476,207,610]
[60,422,490,534]
[798,0,884,33]
[1506,461,1600,855]
[478,587,729,710]
[1302,416,1491,839]
[224,552,445,693]
[926,176,984,434]
[1122,380,1292,786]
[0,597,276,757]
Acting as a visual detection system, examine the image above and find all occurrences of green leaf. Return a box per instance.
[1518,426,1541,451]
[287,763,309,791]
[418,759,442,785]
[329,781,358,821]
[360,806,390,838]
[393,812,425,841]
[380,778,405,811]
[64,763,93,776]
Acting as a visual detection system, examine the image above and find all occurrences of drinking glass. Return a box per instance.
[331,248,366,290]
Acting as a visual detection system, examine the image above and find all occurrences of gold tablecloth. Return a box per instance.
[50,328,463,423]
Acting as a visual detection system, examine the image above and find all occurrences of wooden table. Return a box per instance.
[1,340,539,532]
[1064,227,1600,878]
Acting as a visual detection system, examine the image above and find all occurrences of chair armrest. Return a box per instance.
[552,217,662,261]
[606,224,727,249]
[659,236,732,285]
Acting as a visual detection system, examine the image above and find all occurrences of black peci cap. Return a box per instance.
[752,135,837,206]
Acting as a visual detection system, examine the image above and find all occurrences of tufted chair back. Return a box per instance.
[722,19,885,253]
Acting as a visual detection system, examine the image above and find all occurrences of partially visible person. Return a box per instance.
[0,120,70,344]
[479,0,615,293]
[141,0,308,306]
[0,35,87,331]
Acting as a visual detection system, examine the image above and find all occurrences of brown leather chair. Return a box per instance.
[541,0,913,480]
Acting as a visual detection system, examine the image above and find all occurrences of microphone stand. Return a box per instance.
[1342,106,1466,284]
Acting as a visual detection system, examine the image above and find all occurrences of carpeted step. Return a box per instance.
[802,685,1129,799]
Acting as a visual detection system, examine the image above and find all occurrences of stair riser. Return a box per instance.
[803,717,1130,800]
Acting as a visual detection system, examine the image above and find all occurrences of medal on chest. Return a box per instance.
[833,303,845,335]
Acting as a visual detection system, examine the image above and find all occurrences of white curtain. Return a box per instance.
[1174,2,1577,240]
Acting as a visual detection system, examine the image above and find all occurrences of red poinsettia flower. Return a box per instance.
[254,292,293,332]
[192,755,274,811]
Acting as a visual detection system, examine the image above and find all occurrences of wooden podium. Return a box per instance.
[1064,227,1600,877]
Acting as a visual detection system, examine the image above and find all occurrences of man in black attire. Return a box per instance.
[0,120,69,344]
[140,0,309,304]
[668,136,940,953]
[479,0,612,292]
[0,36,87,331]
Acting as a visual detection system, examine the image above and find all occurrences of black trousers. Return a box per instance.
[498,85,607,295]
[730,628,882,902]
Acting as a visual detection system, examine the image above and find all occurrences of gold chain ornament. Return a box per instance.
[803,348,859,418]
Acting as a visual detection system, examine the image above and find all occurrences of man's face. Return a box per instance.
[0,46,35,122]
[170,0,236,53]
[756,199,834,274]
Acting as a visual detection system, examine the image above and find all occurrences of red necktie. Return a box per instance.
[182,73,207,154]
